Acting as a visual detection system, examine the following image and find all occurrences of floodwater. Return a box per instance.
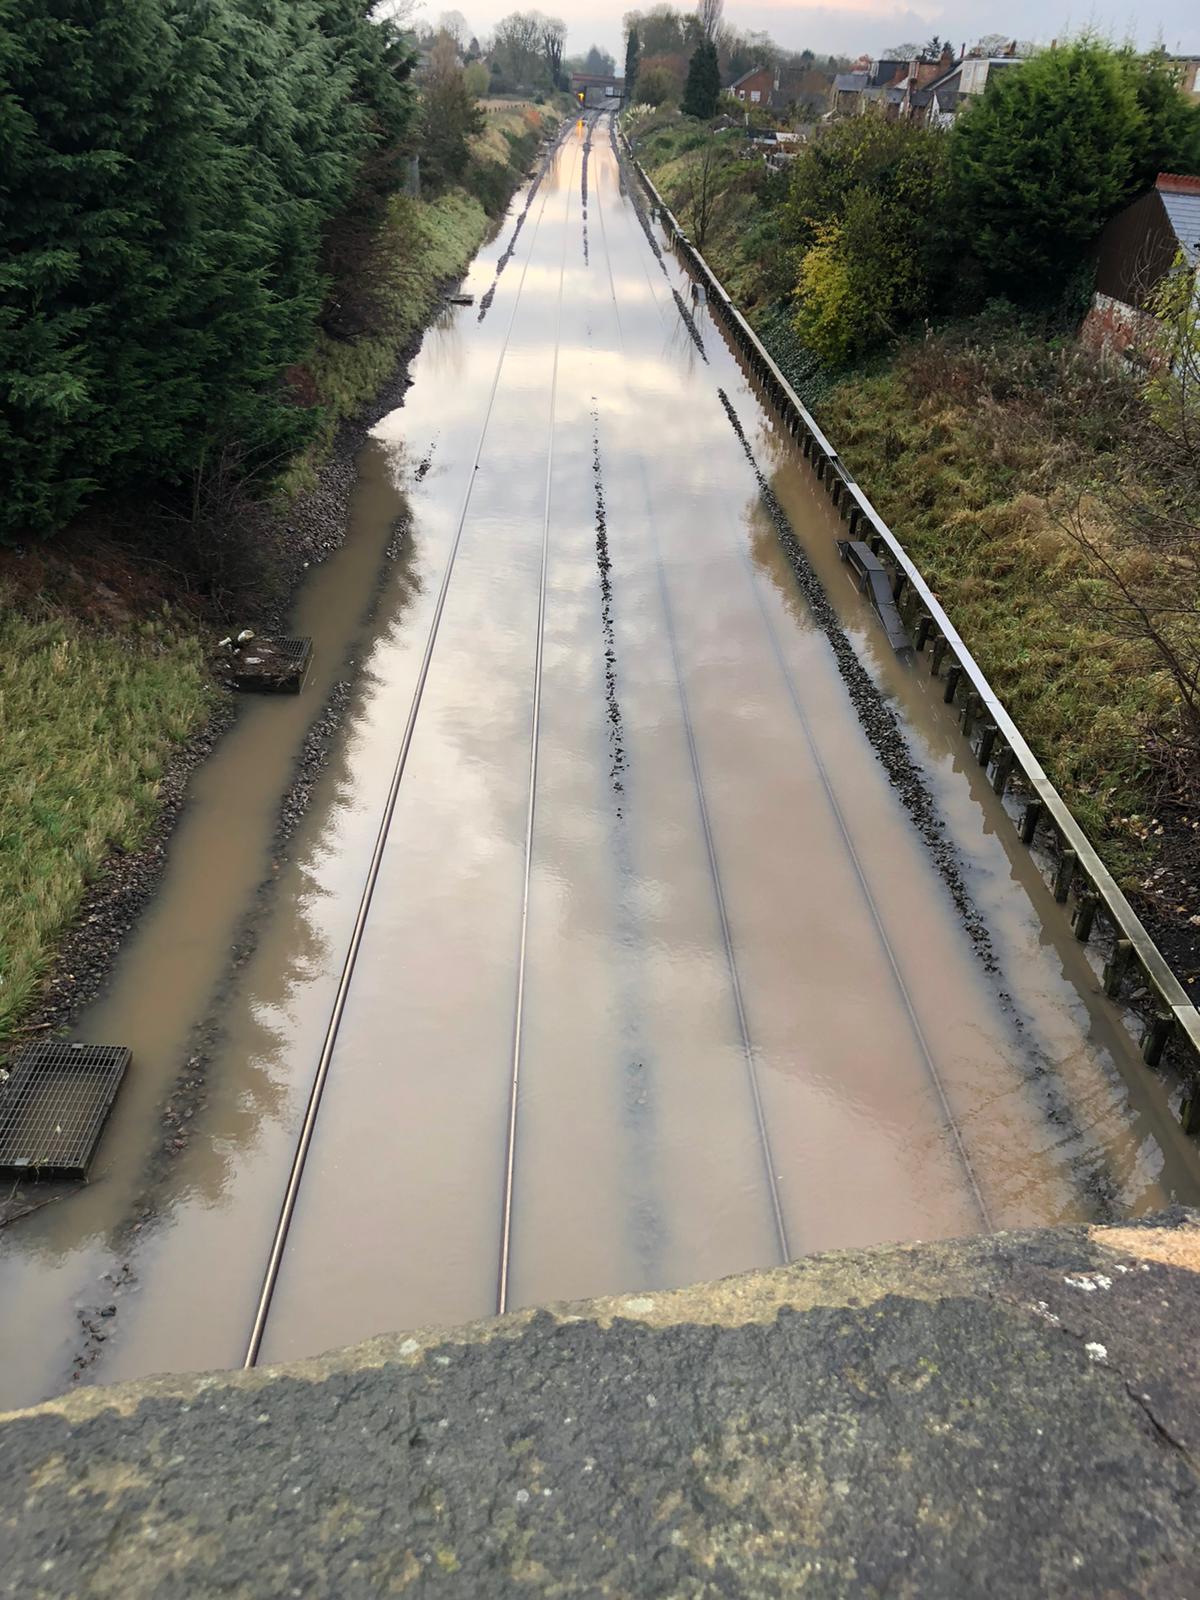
[3,117,1199,1404]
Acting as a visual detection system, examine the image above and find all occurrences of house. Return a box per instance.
[917,43,1024,125]
[570,72,624,108]
[828,58,904,117]
[894,44,958,119]
[730,64,831,116]
[1081,173,1200,360]
[828,69,868,115]
[769,66,831,116]
[857,49,960,119]
[1165,54,1200,99]
[728,66,774,106]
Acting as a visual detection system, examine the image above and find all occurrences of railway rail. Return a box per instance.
[244,140,581,1366]
[592,151,994,1243]
[172,115,1195,1372]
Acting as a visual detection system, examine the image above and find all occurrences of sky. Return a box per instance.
[410,0,1198,65]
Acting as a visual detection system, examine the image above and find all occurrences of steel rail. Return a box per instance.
[605,149,993,1228]
[592,129,791,1264]
[496,142,580,1316]
[243,151,565,1369]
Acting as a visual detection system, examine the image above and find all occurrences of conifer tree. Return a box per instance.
[1129,51,1200,188]
[951,41,1143,284]
[624,24,639,101]
[682,37,720,119]
[0,0,415,541]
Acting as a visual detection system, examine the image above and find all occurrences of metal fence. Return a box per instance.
[621,132,1200,1133]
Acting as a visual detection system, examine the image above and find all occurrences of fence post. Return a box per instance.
[1103,939,1133,998]
[1020,800,1043,845]
[1053,848,1077,903]
[1072,894,1098,944]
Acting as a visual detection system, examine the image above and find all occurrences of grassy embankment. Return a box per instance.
[278,103,556,499]
[0,605,215,1044]
[636,114,1189,916]
[0,104,556,1053]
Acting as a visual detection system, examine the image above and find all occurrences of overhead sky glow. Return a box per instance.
[412,0,1197,67]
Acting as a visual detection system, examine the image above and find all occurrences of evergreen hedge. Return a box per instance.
[0,0,415,541]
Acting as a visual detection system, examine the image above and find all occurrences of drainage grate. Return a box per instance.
[0,1042,131,1178]
[229,636,312,694]
[836,540,913,655]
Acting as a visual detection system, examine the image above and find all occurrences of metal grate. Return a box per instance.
[230,636,312,694]
[0,1042,130,1178]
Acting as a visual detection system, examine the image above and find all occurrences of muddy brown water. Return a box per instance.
[3,119,1199,1404]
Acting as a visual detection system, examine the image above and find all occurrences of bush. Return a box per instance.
[635,64,678,107]
[788,120,951,362]
[952,41,1153,288]
[421,34,486,192]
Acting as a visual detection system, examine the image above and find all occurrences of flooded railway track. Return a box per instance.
[5,117,1200,1402]
[245,142,582,1364]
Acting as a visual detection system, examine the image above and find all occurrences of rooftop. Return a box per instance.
[1157,172,1200,259]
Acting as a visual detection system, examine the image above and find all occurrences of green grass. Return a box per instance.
[0,595,216,1046]
[639,115,1175,879]
[819,354,1173,874]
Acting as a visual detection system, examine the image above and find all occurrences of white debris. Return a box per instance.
[1063,1273,1113,1292]
[1085,1343,1108,1362]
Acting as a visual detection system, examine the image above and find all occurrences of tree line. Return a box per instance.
[623,1,846,114]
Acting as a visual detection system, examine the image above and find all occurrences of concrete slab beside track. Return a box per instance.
[4,1213,1199,1597]
[4,116,1200,1407]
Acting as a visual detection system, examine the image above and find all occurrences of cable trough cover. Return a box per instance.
[228,636,312,694]
[0,1042,131,1178]
[836,539,913,654]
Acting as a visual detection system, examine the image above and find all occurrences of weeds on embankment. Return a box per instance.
[821,330,1178,852]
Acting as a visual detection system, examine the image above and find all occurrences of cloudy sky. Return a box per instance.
[415,0,1196,64]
